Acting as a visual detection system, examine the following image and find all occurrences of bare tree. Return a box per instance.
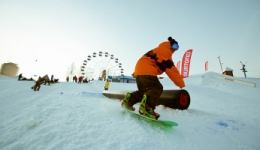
[76,69,82,78]
[66,62,76,82]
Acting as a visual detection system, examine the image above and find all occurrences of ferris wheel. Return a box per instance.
[81,51,124,80]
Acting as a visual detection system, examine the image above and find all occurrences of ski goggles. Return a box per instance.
[171,43,179,50]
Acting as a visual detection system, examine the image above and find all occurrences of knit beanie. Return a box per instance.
[168,37,178,46]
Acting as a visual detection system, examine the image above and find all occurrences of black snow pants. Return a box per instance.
[128,75,163,109]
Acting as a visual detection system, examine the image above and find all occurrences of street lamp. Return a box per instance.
[32,60,37,79]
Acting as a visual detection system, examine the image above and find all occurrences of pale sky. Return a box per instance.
[1,0,260,80]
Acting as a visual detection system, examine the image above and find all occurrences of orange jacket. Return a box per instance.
[133,41,185,88]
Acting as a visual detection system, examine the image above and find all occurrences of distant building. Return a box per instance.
[222,67,233,77]
[0,62,19,77]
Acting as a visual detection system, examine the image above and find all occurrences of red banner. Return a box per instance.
[205,61,208,71]
[176,61,180,72]
[181,49,193,78]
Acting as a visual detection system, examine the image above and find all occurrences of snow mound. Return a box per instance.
[0,72,259,150]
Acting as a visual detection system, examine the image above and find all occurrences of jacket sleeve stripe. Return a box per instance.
[145,51,175,72]
[156,60,174,72]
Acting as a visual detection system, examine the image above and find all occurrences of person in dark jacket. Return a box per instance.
[73,75,77,82]
[75,76,78,83]
[18,73,23,80]
[51,75,54,83]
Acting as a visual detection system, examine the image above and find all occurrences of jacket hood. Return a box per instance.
[158,41,171,49]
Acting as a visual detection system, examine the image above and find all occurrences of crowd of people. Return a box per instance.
[18,73,34,81]
[66,75,91,83]
[18,73,113,92]
[30,74,58,91]
[17,74,61,91]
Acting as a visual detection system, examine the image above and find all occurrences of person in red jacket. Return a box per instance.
[78,76,83,84]
[121,37,185,120]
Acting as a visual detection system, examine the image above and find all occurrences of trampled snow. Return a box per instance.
[0,72,260,150]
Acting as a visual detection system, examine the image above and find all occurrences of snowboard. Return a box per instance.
[123,108,178,127]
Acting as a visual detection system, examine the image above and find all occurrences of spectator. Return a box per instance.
[104,79,110,90]
[18,73,23,81]
[73,75,77,82]
[75,76,78,83]
[51,75,54,83]
[78,76,83,84]
[66,76,69,82]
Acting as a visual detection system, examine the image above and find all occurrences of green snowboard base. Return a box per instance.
[124,109,178,127]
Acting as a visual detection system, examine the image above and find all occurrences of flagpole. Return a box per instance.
[217,56,223,73]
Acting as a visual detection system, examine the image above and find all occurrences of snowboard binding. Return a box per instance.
[121,93,135,111]
[138,94,160,120]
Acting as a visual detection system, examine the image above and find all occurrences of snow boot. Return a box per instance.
[138,94,160,120]
[146,107,160,119]
[121,93,135,111]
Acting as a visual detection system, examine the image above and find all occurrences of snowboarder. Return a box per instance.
[32,77,45,91]
[42,75,50,85]
[121,37,185,120]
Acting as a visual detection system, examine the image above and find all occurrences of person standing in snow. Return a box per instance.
[51,75,54,83]
[104,79,110,90]
[73,75,78,83]
[18,73,23,81]
[78,76,83,84]
[121,37,185,120]
[73,75,76,82]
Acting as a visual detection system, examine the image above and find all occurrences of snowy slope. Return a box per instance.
[0,72,259,150]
